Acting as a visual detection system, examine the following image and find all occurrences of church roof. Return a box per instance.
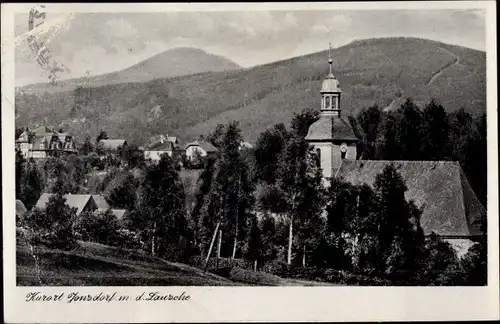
[335,160,485,237]
[321,74,341,93]
[305,116,359,142]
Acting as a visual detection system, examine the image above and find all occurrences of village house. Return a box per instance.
[305,47,486,255]
[34,193,129,222]
[239,141,254,150]
[110,209,129,223]
[143,135,177,162]
[92,194,111,212]
[184,140,218,162]
[35,193,99,217]
[15,126,78,159]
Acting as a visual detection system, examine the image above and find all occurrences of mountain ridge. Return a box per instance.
[17,47,242,93]
[15,37,486,146]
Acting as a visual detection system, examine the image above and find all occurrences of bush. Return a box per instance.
[20,194,78,251]
[74,209,122,246]
[115,228,144,250]
[418,233,463,286]
[460,242,487,286]
[229,267,283,286]
[261,260,290,277]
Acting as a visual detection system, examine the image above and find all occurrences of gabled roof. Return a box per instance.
[146,135,166,146]
[111,209,128,221]
[166,136,178,144]
[145,141,175,151]
[92,195,110,210]
[99,139,127,150]
[16,131,30,142]
[16,200,27,217]
[31,137,49,149]
[96,208,128,221]
[184,140,218,153]
[35,193,96,216]
[335,160,485,237]
[32,126,56,134]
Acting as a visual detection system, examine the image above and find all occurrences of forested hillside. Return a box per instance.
[15,37,486,146]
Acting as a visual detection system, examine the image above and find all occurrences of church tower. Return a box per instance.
[305,43,359,181]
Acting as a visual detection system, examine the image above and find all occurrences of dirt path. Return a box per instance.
[426,46,462,86]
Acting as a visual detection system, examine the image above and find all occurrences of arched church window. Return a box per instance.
[325,96,330,109]
[332,97,337,109]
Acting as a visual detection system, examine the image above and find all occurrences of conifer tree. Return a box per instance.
[373,163,425,278]
[376,112,402,160]
[398,99,423,160]
[135,154,187,258]
[105,173,138,210]
[421,99,450,160]
[20,159,44,209]
[254,123,289,184]
[357,104,382,159]
[16,150,26,199]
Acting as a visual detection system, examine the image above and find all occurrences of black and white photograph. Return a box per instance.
[2,1,499,322]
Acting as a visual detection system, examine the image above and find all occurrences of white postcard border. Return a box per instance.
[2,2,499,322]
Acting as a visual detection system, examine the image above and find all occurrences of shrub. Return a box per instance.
[460,242,487,286]
[74,209,122,246]
[229,267,282,286]
[115,228,144,250]
[261,260,290,277]
[20,194,78,251]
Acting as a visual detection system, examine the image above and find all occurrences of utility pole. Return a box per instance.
[216,229,222,271]
[204,221,220,273]
[204,195,226,273]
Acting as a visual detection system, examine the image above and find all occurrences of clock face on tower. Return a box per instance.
[340,143,348,153]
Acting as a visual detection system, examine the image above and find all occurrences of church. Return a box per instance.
[305,46,486,255]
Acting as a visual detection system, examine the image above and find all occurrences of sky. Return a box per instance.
[14,9,486,86]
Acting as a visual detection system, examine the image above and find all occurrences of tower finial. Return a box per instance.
[328,42,333,75]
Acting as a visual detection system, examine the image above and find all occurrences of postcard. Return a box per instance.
[2,2,499,322]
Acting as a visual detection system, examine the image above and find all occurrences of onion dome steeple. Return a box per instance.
[320,42,341,116]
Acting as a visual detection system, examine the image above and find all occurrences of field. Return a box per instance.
[17,240,237,286]
[16,240,332,286]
